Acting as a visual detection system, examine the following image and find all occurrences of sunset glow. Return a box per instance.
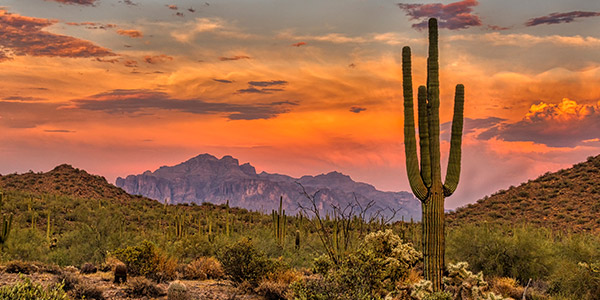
[1,0,599,208]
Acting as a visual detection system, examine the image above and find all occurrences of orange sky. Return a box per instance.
[1,0,600,208]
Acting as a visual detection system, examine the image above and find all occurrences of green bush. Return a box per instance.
[288,275,341,300]
[446,224,553,283]
[0,276,69,300]
[112,240,176,282]
[125,277,163,298]
[218,238,273,286]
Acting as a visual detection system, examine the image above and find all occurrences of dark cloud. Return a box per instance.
[213,79,233,83]
[0,10,116,60]
[440,117,505,141]
[477,99,600,147]
[2,96,46,101]
[144,54,173,64]
[117,29,143,38]
[66,22,117,30]
[123,0,137,6]
[0,101,63,128]
[72,89,295,120]
[46,0,97,5]
[219,55,250,61]
[349,106,367,113]
[236,87,268,94]
[397,0,482,30]
[291,42,306,47]
[45,129,74,133]
[525,11,600,27]
[248,80,287,87]
[175,12,184,17]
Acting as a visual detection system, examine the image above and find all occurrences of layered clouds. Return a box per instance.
[0,0,599,208]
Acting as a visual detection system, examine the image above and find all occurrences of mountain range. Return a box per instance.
[116,154,421,220]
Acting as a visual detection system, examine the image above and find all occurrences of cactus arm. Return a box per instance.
[426,18,442,186]
[417,85,431,187]
[443,84,464,196]
[402,46,428,201]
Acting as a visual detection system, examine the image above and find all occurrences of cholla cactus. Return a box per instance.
[363,229,422,272]
[410,280,434,299]
[443,262,509,300]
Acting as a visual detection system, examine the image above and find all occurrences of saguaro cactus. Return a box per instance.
[402,18,464,290]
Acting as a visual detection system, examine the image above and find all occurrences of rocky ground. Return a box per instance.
[0,268,266,300]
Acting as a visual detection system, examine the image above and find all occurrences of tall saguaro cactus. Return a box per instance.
[402,18,464,291]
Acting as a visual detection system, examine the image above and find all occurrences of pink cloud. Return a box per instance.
[397,0,482,30]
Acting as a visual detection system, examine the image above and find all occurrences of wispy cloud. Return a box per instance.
[117,29,143,38]
[46,0,97,5]
[291,42,306,47]
[66,22,117,29]
[72,89,296,120]
[213,79,233,83]
[248,80,287,87]
[526,11,600,26]
[0,9,115,60]
[349,106,366,113]
[219,55,250,61]
[143,54,173,64]
[397,0,482,30]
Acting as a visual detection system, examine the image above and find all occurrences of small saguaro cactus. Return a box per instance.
[0,192,13,250]
[272,196,287,247]
[402,18,465,290]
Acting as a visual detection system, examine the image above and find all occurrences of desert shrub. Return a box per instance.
[218,238,273,286]
[167,281,190,300]
[330,230,421,299]
[113,240,159,277]
[56,272,80,291]
[113,240,176,282]
[80,263,97,274]
[446,224,553,283]
[489,277,524,299]
[4,260,37,274]
[547,261,600,300]
[69,282,104,300]
[288,274,342,300]
[183,256,225,280]
[256,269,302,300]
[0,276,69,300]
[125,277,163,298]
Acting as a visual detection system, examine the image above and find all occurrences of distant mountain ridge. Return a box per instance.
[116,154,421,220]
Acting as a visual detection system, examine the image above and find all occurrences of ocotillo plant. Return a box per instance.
[272,196,286,247]
[402,18,464,290]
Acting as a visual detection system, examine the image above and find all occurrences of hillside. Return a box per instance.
[117,154,420,220]
[447,154,600,233]
[0,164,134,202]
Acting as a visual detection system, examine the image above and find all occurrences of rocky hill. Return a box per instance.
[0,164,135,202]
[116,154,420,220]
[447,154,600,233]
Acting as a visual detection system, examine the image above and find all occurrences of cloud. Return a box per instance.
[122,0,137,6]
[219,55,250,61]
[526,11,600,27]
[117,29,143,38]
[397,0,482,30]
[440,117,506,141]
[46,0,97,5]
[478,98,600,147]
[72,89,295,120]
[143,54,173,64]
[2,96,46,102]
[291,42,306,47]
[349,106,366,113]
[448,32,600,47]
[167,5,178,10]
[123,60,137,67]
[0,10,116,60]
[213,79,233,83]
[175,12,184,17]
[45,129,74,133]
[236,87,269,94]
[95,57,120,63]
[248,80,287,87]
[171,18,253,42]
[66,22,117,29]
